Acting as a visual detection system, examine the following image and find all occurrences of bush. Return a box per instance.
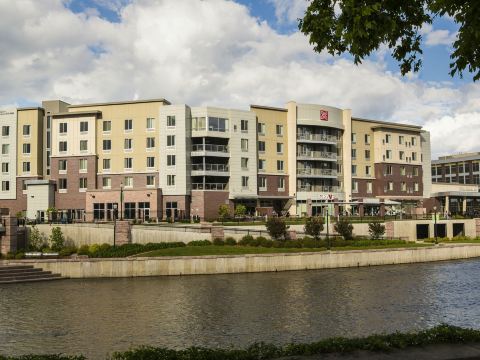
[238,234,254,246]
[6,252,15,260]
[368,222,386,240]
[334,218,354,240]
[15,252,25,259]
[77,245,90,256]
[49,227,65,251]
[213,238,225,246]
[59,246,78,257]
[225,237,237,245]
[218,204,231,221]
[28,225,46,251]
[266,217,288,240]
[256,236,273,248]
[283,240,302,248]
[187,240,212,246]
[234,204,247,217]
[304,216,324,240]
[300,236,324,248]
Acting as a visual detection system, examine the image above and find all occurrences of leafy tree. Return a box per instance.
[299,0,480,80]
[304,216,324,240]
[50,226,65,251]
[234,204,247,217]
[28,225,46,251]
[218,204,230,221]
[368,222,386,240]
[266,217,288,240]
[334,218,354,240]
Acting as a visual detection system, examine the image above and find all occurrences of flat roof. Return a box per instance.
[17,107,44,112]
[432,154,480,164]
[352,117,423,130]
[52,110,102,117]
[250,104,287,112]
[68,98,171,108]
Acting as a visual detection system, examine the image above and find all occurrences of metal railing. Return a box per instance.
[297,134,339,142]
[297,185,342,192]
[297,168,337,176]
[191,144,229,153]
[192,183,228,190]
[297,151,337,160]
[191,163,229,172]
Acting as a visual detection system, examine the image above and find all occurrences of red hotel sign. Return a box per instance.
[320,110,328,121]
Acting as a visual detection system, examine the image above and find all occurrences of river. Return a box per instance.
[1,259,480,358]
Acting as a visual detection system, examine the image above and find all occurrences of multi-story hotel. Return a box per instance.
[0,98,432,221]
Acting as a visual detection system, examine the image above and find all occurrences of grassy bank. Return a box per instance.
[2,324,480,360]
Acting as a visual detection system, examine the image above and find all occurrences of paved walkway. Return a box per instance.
[275,343,480,360]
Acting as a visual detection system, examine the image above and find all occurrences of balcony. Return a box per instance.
[191,163,229,176]
[191,144,229,157]
[297,133,339,144]
[297,168,337,178]
[297,185,342,193]
[192,183,228,191]
[297,151,338,162]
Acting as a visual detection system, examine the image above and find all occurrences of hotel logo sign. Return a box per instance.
[320,110,328,121]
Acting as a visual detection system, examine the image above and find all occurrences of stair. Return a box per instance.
[0,265,67,284]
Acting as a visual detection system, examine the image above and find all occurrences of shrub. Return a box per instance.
[300,236,323,248]
[77,245,90,256]
[256,236,273,248]
[59,246,78,257]
[225,237,237,245]
[234,204,247,217]
[304,216,324,240]
[238,234,254,246]
[49,227,65,251]
[15,252,25,259]
[213,238,225,246]
[266,217,288,240]
[368,222,386,240]
[283,240,302,248]
[272,240,284,248]
[334,218,354,240]
[28,225,46,251]
[187,240,212,246]
[218,204,230,221]
[6,252,15,260]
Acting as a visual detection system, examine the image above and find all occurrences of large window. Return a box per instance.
[80,121,88,133]
[166,202,178,219]
[167,116,176,127]
[208,117,228,132]
[192,117,206,131]
[124,203,136,219]
[94,203,105,220]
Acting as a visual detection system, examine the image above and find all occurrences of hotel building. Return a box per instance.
[0,97,432,221]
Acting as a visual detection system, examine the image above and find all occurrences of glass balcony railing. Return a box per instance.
[192,183,228,190]
[191,164,229,172]
[297,168,337,176]
[297,134,339,142]
[191,144,229,153]
[297,185,342,192]
[297,151,338,160]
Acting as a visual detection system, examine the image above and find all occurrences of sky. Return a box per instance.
[0,0,479,159]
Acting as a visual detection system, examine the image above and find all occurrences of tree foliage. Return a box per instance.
[218,204,230,221]
[50,227,65,251]
[234,204,247,217]
[266,217,288,240]
[299,0,480,80]
[368,222,386,240]
[334,218,354,240]
[304,216,324,240]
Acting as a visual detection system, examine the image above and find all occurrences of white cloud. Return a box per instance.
[267,0,309,25]
[421,23,457,46]
[0,0,479,159]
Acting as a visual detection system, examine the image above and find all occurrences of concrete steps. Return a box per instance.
[0,265,66,284]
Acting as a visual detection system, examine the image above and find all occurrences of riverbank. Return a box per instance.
[3,243,480,278]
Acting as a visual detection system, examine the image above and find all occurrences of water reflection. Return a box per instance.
[1,259,480,358]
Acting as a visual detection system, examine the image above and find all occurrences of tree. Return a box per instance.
[49,227,65,251]
[28,225,46,251]
[334,218,354,240]
[368,222,386,240]
[234,204,247,217]
[266,217,288,240]
[304,216,324,240]
[218,204,231,221]
[299,0,480,80]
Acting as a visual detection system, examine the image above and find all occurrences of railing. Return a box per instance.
[191,164,229,172]
[297,151,337,160]
[191,144,229,153]
[297,168,337,176]
[297,134,338,142]
[297,185,343,192]
[192,183,228,190]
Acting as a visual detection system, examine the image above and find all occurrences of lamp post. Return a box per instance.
[120,182,124,221]
[113,203,118,247]
[326,207,330,250]
[434,205,438,245]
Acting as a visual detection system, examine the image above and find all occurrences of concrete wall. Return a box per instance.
[7,243,480,278]
[385,219,477,240]
[34,223,114,246]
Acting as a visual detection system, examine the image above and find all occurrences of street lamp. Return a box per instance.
[326,207,330,250]
[113,203,118,247]
[120,182,124,221]
[433,205,438,245]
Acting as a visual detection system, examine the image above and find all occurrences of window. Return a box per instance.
[351,149,356,159]
[79,178,87,190]
[23,125,31,136]
[147,175,155,187]
[103,120,111,132]
[79,159,87,172]
[241,120,248,132]
[124,176,133,188]
[385,134,391,143]
[103,139,111,151]
[22,162,30,173]
[257,123,265,135]
[1,162,8,174]
[352,165,357,175]
[259,177,267,190]
[276,142,284,154]
[277,160,284,172]
[241,139,248,152]
[414,182,419,191]
[399,136,404,144]
[278,177,285,190]
[411,137,416,146]
[102,177,111,189]
[23,143,31,154]
[2,126,9,136]
[474,163,480,172]
[124,138,133,150]
[385,150,392,159]
[351,133,357,143]
[208,117,228,132]
[167,135,175,147]
[258,141,265,152]
[167,115,176,127]
[401,182,407,191]
[22,180,27,191]
[258,159,266,171]
[80,140,88,152]
[388,182,394,191]
[412,152,417,161]
[80,121,88,133]
[59,178,67,190]
[167,154,176,166]
[94,203,105,220]
[59,160,67,171]
[242,176,249,188]
[365,149,370,160]
[400,166,406,176]
[241,157,249,170]
[124,157,133,169]
[276,124,283,136]
[413,167,419,176]
[2,144,9,154]
[1,181,10,191]
[59,141,67,152]
[352,180,358,193]
[384,165,393,175]
[146,117,155,130]
[367,181,372,193]
[124,119,133,131]
[146,137,155,149]
[192,117,206,131]
[399,151,404,160]
[147,156,155,168]
[103,159,111,171]
[167,175,175,186]
[364,134,370,144]
[59,123,68,134]
[365,165,371,176]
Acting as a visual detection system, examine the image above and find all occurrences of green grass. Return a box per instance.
[137,243,430,257]
[424,237,480,244]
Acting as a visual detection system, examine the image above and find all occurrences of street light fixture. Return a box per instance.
[120,182,124,221]
[326,207,330,250]
[433,205,438,245]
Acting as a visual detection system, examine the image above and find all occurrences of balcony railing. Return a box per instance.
[297,134,339,142]
[297,168,337,176]
[192,183,228,190]
[191,144,229,153]
[191,164,229,172]
[297,151,338,160]
[297,185,342,192]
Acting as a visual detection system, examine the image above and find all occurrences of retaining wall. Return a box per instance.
[7,243,480,278]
